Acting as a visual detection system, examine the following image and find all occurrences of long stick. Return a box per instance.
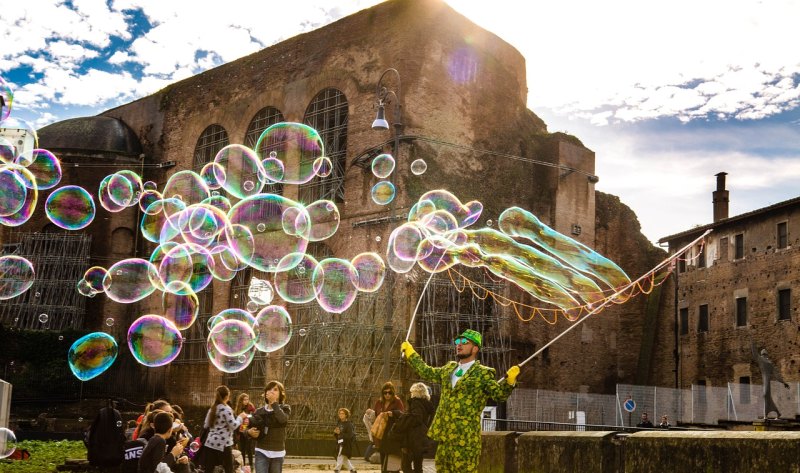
[405,254,446,341]
[498,228,712,381]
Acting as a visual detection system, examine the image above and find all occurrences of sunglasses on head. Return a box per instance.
[454,337,471,346]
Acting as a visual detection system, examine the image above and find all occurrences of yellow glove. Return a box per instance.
[506,365,520,386]
[401,341,417,359]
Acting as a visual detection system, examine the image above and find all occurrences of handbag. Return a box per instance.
[370,412,389,440]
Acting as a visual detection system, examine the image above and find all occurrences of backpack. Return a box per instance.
[121,438,147,473]
[87,401,125,467]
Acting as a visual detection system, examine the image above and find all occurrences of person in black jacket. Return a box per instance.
[138,411,189,473]
[333,408,357,473]
[400,383,435,473]
[247,380,291,473]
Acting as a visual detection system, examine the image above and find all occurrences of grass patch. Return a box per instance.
[0,440,86,473]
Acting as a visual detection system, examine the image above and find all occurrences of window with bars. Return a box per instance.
[302,88,348,203]
[193,124,230,171]
[245,107,285,195]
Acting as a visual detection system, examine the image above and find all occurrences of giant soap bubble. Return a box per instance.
[68,332,118,381]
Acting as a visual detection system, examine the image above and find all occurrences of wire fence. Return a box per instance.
[506,382,800,427]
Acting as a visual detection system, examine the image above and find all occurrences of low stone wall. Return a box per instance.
[625,431,800,473]
[477,430,800,473]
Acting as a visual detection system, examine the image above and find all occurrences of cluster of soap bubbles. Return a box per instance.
[370,152,429,205]
[387,190,630,311]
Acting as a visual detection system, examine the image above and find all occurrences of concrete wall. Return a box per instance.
[479,430,800,473]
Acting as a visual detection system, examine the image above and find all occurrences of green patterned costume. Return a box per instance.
[406,353,515,473]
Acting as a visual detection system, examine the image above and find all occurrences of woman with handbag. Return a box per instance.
[202,385,248,473]
[371,381,404,473]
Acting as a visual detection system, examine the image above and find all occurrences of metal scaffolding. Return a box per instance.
[0,231,91,330]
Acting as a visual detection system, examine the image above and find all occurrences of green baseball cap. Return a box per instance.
[456,329,482,348]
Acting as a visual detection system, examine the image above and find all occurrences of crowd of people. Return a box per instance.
[86,328,519,473]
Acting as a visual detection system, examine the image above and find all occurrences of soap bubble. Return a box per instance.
[312,258,358,314]
[284,360,290,367]
[67,332,118,381]
[314,156,333,177]
[371,154,395,179]
[106,318,115,327]
[410,159,427,175]
[305,200,340,242]
[248,277,273,305]
[298,328,307,337]
[213,144,264,199]
[38,313,48,324]
[189,441,200,453]
[254,305,292,352]
[16,148,62,190]
[206,339,255,374]
[162,284,199,330]
[102,258,158,303]
[45,185,96,230]
[0,255,35,300]
[116,420,122,428]
[274,253,319,304]
[83,266,108,293]
[209,318,256,356]
[351,252,386,293]
[0,164,38,227]
[128,315,183,367]
[371,181,395,205]
[0,427,17,459]
[486,219,493,227]
[255,122,324,185]
[58,335,64,341]
[0,166,28,217]
[0,75,14,123]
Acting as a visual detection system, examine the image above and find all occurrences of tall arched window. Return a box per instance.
[245,107,285,195]
[193,124,229,171]
[302,88,348,203]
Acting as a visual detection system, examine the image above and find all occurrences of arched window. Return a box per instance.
[245,107,285,195]
[193,124,229,171]
[302,88,348,203]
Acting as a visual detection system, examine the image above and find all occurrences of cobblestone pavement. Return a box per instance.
[273,456,436,472]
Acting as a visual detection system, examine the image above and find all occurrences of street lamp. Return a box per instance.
[373,68,402,383]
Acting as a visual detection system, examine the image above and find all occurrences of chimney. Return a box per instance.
[712,172,729,222]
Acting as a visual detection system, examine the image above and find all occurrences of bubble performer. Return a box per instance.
[400,330,519,473]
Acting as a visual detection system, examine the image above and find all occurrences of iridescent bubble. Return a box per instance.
[76,279,94,297]
[189,441,200,453]
[158,243,214,295]
[410,158,427,176]
[162,283,199,331]
[16,149,61,190]
[0,165,28,217]
[106,318,115,327]
[314,156,333,177]
[0,427,18,459]
[0,137,14,164]
[246,300,259,313]
[248,277,273,305]
[305,200,340,242]
[254,305,292,352]
[102,258,158,303]
[409,190,482,229]
[261,157,285,182]
[209,308,257,331]
[351,252,386,293]
[255,122,325,185]
[200,161,225,190]
[0,75,14,123]
[371,153,395,179]
[206,340,255,374]
[284,360,290,367]
[375,236,382,242]
[67,332,118,381]
[140,198,186,243]
[209,318,256,356]
[137,189,163,213]
[162,170,210,207]
[208,244,241,281]
[127,315,183,367]
[371,181,395,206]
[227,194,310,272]
[274,253,319,304]
[486,219,493,227]
[0,255,35,300]
[298,328,307,337]
[256,223,266,232]
[45,185,96,230]
[59,335,64,340]
[106,172,135,207]
[0,164,38,227]
[116,420,122,428]
[144,180,157,191]
[312,258,358,314]
[213,144,264,199]
[97,174,126,213]
[38,313,48,324]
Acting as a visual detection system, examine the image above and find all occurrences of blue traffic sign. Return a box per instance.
[623,399,636,413]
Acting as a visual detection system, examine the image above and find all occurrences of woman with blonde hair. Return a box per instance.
[233,392,256,469]
[401,382,434,473]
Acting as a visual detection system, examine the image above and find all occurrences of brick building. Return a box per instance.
[651,173,800,397]
[1,0,663,435]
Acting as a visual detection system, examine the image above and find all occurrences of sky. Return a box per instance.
[2,0,799,244]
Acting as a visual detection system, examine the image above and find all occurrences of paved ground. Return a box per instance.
[268,456,436,472]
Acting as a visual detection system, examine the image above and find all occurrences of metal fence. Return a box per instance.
[506,382,800,428]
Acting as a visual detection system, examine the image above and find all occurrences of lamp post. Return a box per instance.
[372,68,402,382]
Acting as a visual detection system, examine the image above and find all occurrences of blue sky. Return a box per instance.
[2,0,799,244]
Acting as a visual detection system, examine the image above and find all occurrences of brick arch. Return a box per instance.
[245,106,285,195]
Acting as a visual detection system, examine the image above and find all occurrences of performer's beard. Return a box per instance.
[457,353,471,360]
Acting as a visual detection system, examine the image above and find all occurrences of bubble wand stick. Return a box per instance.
[498,228,711,381]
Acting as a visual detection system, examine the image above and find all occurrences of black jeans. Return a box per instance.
[402,450,424,473]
